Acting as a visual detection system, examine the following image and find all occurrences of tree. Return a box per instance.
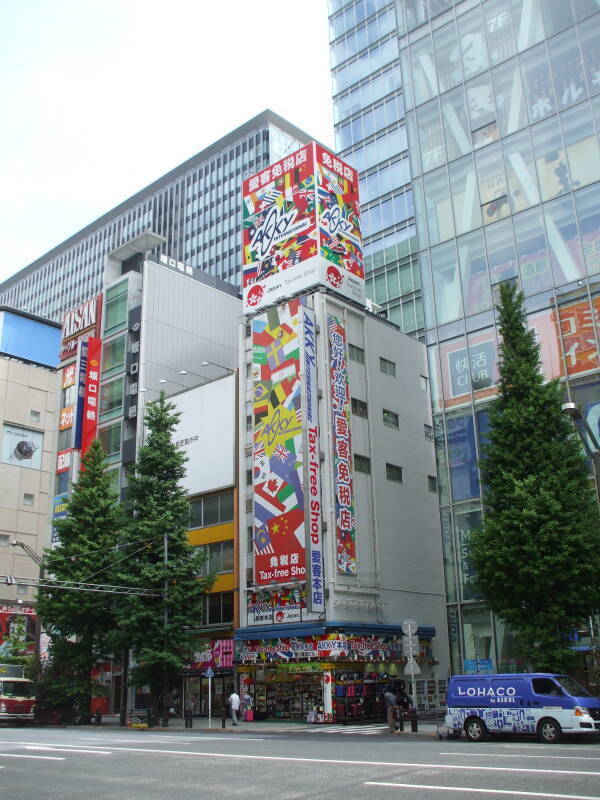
[36,439,124,719]
[469,281,600,672]
[112,392,210,722]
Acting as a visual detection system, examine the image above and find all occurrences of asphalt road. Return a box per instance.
[1,726,600,800]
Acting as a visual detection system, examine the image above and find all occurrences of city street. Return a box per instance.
[0,725,599,799]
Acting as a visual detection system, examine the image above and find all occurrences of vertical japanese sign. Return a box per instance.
[302,306,324,613]
[328,315,356,574]
[252,300,307,586]
[72,341,88,450]
[81,337,102,455]
[51,493,69,547]
[242,142,363,314]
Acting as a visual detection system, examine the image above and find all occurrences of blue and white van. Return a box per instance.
[445,673,600,743]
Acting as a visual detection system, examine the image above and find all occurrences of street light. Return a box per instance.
[158,378,187,388]
[562,402,600,502]
[200,360,233,373]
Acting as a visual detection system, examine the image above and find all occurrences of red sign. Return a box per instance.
[56,449,72,473]
[60,294,103,362]
[81,337,102,455]
[62,363,77,389]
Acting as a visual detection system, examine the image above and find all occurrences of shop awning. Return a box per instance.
[234,620,436,641]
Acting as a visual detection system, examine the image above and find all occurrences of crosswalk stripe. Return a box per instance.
[300,724,388,734]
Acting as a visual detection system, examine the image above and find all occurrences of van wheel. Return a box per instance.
[465,717,486,742]
[537,718,562,744]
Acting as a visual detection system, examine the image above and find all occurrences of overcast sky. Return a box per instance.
[0,0,334,284]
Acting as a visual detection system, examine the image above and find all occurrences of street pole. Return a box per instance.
[162,528,169,727]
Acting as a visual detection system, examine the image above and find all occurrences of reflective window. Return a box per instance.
[424,168,454,245]
[99,422,121,460]
[514,207,554,295]
[466,74,496,134]
[449,155,481,236]
[433,21,462,93]
[434,414,451,502]
[476,144,510,225]
[549,28,587,112]
[562,103,600,190]
[417,101,445,173]
[503,129,540,212]
[456,7,489,79]
[99,377,123,418]
[102,336,126,378]
[531,118,571,201]
[483,0,515,66]
[104,282,128,334]
[541,0,573,36]
[579,17,600,96]
[485,218,519,287]
[441,87,471,161]
[446,412,480,501]
[431,240,462,324]
[521,44,556,124]
[458,230,491,317]
[575,184,600,276]
[543,194,585,284]
[512,0,545,52]
[493,59,527,137]
[411,35,439,105]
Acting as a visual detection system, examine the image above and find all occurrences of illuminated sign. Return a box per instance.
[60,294,103,362]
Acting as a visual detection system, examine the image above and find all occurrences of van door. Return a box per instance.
[530,677,565,710]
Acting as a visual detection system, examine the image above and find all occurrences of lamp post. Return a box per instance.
[561,402,600,503]
[200,360,233,373]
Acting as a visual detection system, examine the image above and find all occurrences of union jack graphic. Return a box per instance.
[274,444,290,462]
[254,441,266,459]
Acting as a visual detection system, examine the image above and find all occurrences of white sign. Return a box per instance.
[402,619,418,635]
[402,636,420,656]
[404,659,421,676]
[1,424,44,471]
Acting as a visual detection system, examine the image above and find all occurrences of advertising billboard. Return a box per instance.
[0,605,37,656]
[60,294,103,362]
[80,337,102,455]
[246,585,320,625]
[252,299,322,589]
[1,424,43,470]
[242,142,363,314]
[51,493,69,547]
[328,315,356,574]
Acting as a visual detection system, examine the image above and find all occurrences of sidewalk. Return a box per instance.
[95,713,441,738]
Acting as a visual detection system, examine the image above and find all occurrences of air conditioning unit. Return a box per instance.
[365,298,383,314]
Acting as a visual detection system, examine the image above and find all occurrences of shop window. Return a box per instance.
[385,463,403,483]
[379,357,396,377]
[382,409,399,429]
[351,397,368,418]
[348,344,365,364]
[354,453,371,474]
[188,488,234,529]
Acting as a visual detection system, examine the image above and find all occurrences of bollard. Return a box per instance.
[94,710,102,726]
[397,712,404,732]
[409,709,418,732]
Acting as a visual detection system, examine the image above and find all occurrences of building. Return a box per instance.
[0,308,61,656]
[0,111,313,321]
[236,142,448,721]
[327,0,600,674]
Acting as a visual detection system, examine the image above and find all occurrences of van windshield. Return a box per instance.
[556,676,593,698]
[0,681,35,698]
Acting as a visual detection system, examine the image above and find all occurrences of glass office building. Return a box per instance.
[0,111,310,321]
[328,0,600,674]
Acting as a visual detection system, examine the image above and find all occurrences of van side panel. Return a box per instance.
[447,705,537,734]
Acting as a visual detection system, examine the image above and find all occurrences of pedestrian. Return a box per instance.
[228,689,241,726]
[383,685,398,734]
[396,680,412,712]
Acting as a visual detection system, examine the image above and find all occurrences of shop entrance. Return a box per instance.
[184,672,234,716]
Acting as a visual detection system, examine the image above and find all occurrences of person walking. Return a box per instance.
[228,689,241,726]
[383,686,398,734]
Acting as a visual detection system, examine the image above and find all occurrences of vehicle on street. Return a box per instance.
[0,664,35,723]
[445,672,600,743]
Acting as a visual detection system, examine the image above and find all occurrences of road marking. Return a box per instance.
[24,746,111,755]
[300,724,387,735]
[501,744,600,752]
[54,746,600,776]
[0,753,65,761]
[441,751,600,762]
[365,781,600,799]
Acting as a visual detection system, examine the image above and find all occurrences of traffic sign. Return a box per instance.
[404,659,421,676]
[402,636,420,656]
[204,667,214,678]
[401,618,417,635]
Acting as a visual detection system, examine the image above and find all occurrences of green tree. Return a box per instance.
[36,439,124,720]
[469,282,600,672]
[113,392,210,721]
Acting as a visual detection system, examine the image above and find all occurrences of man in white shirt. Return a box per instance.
[228,690,241,726]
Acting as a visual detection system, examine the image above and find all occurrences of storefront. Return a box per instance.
[235,623,446,723]
[183,638,234,717]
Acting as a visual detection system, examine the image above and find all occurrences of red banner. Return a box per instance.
[81,337,102,456]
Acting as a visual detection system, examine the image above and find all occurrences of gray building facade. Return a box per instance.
[0,111,312,322]
[328,0,600,675]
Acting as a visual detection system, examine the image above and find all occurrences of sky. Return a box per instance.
[0,0,334,284]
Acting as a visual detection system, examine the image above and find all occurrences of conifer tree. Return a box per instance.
[36,439,124,719]
[469,282,600,671]
[112,392,210,720]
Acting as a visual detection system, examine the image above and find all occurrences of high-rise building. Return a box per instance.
[0,111,312,321]
[328,0,600,674]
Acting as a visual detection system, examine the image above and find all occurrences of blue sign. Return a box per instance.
[463,658,494,674]
[51,493,69,546]
[204,667,214,678]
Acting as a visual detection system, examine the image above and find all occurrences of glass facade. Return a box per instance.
[0,112,310,321]
[328,0,600,674]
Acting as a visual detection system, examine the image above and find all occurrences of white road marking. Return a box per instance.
[50,745,600,776]
[0,753,65,761]
[302,724,387,734]
[441,751,600,762]
[500,744,600,752]
[24,746,111,755]
[365,781,600,799]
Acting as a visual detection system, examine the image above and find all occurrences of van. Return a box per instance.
[0,664,35,723]
[445,673,600,743]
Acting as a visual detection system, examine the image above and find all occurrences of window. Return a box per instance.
[17,584,28,595]
[246,469,252,486]
[100,377,124,418]
[206,591,234,624]
[29,410,40,423]
[23,493,34,506]
[104,281,128,334]
[55,471,69,494]
[198,540,234,576]
[386,463,403,483]
[354,453,371,474]
[420,375,428,391]
[0,534,9,547]
[382,409,399,429]
[424,424,433,440]
[348,343,365,364]
[351,397,368,418]
[428,475,438,492]
[102,336,126,378]
[189,489,234,529]
[379,357,396,377]
[99,422,121,462]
